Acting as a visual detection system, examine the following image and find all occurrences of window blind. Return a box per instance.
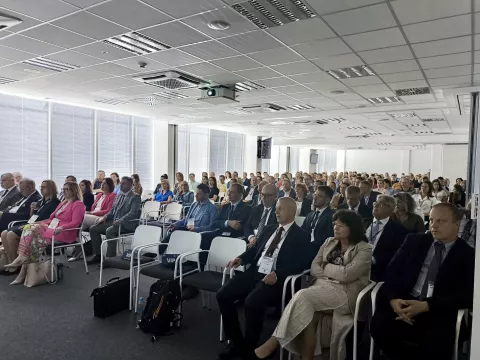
[210,130,227,176]
[177,124,188,176]
[290,147,300,174]
[227,133,244,173]
[134,116,154,190]
[51,104,94,187]
[0,94,48,187]
[279,146,288,174]
[188,126,209,179]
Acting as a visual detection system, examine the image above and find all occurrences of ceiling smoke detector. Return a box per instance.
[0,13,22,30]
[207,20,231,30]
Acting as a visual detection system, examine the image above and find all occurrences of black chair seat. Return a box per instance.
[182,271,226,293]
[140,262,198,280]
[103,256,154,270]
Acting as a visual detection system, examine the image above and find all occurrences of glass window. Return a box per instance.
[134,116,154,190]
[210,130,227,177]
[269,145,280,175]
[188,126,209,179]
[227,133,244,173]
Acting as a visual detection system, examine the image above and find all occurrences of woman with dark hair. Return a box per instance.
[432,179,448,202]
[225,171,232,184]
[208,177,219,201]
[154,174,170,195]
[173,172,184,195]
[449,184,466,208]
[295,183,312,216]
[131,174,143,196]
[254,210,372,360]
[110,172,120,194]
[412,180,437,220]
[392,192,425,233]
[202,176,209,185]
[79,180,94,211]
[84,178,116,227]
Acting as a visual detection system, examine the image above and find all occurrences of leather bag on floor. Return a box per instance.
[24,260,56,287]
[90,277,130,318]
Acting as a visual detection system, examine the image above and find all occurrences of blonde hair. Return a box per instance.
[42,180,58,200]
[65,182,83,202]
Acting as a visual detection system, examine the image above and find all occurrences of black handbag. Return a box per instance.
[90,277,130,318]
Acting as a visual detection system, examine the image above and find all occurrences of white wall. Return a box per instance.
[336,150,346,172]
[299,148,311,172]
[344,150,407,174]
[244,135,258,174]
[410,149,432,175]
[442,144,468,181]
[153,121,169,184]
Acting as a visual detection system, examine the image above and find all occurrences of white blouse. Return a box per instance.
[413,194,438,217]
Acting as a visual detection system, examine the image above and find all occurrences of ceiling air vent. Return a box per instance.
[235,81,265,92]
[95,98,130,105]
[133,71,206,90]
[0,76,17,84]
[435,132,452,135]
[155,91,189,100]
[421,117,445,122]
[0,13,22,31]
[284,104,316,110]
[241,103,285,113]
[23,57,79,72]
[377,142,392,146]
[230,0,316,29]
[103,32,170,55]
[131,95,165,106]
[327,65,375,79]
[367,96,401,104]
[395,87,430,96]
[346,126,366,130]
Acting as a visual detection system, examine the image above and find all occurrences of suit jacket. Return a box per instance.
[278,188,296,199]
[106,190,141,231]
[90,192,116,217]
[385,233,474,315]
[35,198,61,222]
[212,201,252,238]
[0,191,42,231]
[250,193,262,207]
[0,186,22,212]
[298,197,313,217]
[238,223,310,283]
[337,202,373,228]
[368,219,408,282]
[244,204,277,239]
[302,207,334,260]
[362,191,380,208]
[244,186,259,202]
[42,200,86,243]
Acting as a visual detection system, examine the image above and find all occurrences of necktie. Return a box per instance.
[257,208,269,236]
[311,211,321,232]
[420,242,445,298]
[364,196,369,205]
[0,189,9,200]
[227,204,235,219]
[265,227,284,257]
[369,221,380,244]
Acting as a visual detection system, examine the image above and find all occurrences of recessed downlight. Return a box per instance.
[207,20,231,30]
[330,90,344,94]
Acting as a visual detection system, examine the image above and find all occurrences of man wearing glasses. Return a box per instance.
[367,195,408,282]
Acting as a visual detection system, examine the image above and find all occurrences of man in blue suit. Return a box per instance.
[278,179,296,199]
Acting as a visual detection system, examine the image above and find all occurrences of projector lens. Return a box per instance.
[207,89,216,96]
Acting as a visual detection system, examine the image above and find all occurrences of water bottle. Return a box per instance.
[137,297,145,323]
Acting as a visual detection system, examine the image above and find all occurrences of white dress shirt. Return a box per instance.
[349,203,360,212]
[257,221,294,269]
[413,194,437,218]
[310,206,327,242]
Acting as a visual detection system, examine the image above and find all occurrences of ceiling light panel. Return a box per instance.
[388,112,416,118]
[103,32,170,56]
[95,98,130,105]
[327,65,376,80]
[23,57,80,72]
[131,95,166,106]
[284,104,316,110]
[367,96,401,104]
[0,76,17,84]
[235,80,265,91]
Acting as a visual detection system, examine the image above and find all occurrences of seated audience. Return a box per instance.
[328,181,341,209]
[132,173,143,196]
[208,177,220,201]
[334,182,348,209]
[188,173,200,191]
[244,184,278,248]
[0,178,41,232]
[216,198,310,360]
[449,184,466,208]
[302,186,334,261]
[278,179,296,199]
[87,177,141,264]
[111,172,121,194]
[244,176,258,203]
[59,175,77,201]
[460,200,476,248]
[79,180,94,211]
[153,180,173,205]
[295,183,312,217]
[400,176,415,195]
[242,172,250,188]
[251,181,268,207]
[92,170,105,191]
[0,173,22,212]
[12,172,23,184]
[4,182,86,274]
[0,180,60,271]
[392,192,426,233]
[304,175,315,198]
[254,210,372,360]
[83,178,116,229]
[359,180,380,209]
[337,186,372,227]
[218,175,227,195]
[371,203,474,360]
[225,171,232,185]
[174,181,194,206]
[367,195,408,282]
[173,172,184,195]
[154,174,169,195]
[432,179,448,202]
[413,180,438,221]
[438,176,449,191]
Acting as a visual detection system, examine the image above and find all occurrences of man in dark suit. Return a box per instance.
[0,173,22,212]
[304,175,315,199]
[0,178,41,231]
[302,185,334,261]
[359,180,380,209]
[278,179,296,199]
[370,203,474,360]
[216,198,310,360]
[244,176,259,204]
[337,185,372,227]
[366,195,408,282]
[251,180,267,207]
[244,184,278,248]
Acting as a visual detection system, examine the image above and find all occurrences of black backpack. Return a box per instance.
[138,279,182,341]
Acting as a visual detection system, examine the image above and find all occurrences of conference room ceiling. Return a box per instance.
[0,0,476,148]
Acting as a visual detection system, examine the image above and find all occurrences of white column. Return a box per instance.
[430,144,444,179]
[400,150,410,174]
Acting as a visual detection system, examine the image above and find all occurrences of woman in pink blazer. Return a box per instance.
[4,182,86,269]
[83,178,116,227]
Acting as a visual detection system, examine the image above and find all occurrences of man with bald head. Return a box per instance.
[216,197,310,360]
[0,173,22,212]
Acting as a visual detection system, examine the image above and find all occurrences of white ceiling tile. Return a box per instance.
[233,67,281,80]
[74,42,135,61]
[350,84,391,94]
[21,24,95,49]
[291,91,323,100]
[305,0,383,15]
[474,64,480,73]
[387,79,429,89]
[418,52,471,69]
[112,55,167,71]
[61,67,112,81]
[402,15,471,44]
[271,61,320,76]
[247,47,303,66]
[370,59,420,74]
[48,50,105,67]
[180,41,239,61]
[380,71,424,82]
[429,76,471,87]
[69,77,139,91]
[210,55,262,71]
[359,45,414,64]
[266,18,336,45]
[0,34,66,57]
[305,82,347,91]
[391,0,471,25]
[0,0,77,21]
[141,21,209,47]
[0,57,14,67]
[176,62,226,77]
[256,77,297,88]
[52,12,129,40]
[87,0,172,30]
[0,44,36,61]
[311,53,364,69]
[87,63,138,76]
[291,38,351,59]
[412,36,472,58]
[424,65,472,79]
[1,62,58,77]
[0,8,41,32]
[141,0,225,18]
[341,76,384,86]
[343,28,406,52]
[275,84,311,94]
[63,0,104,7]
[146,49,202,66]
[219,31,284,54]
[182,7,257,39]
[108,85,159,97]
[475,35,480,49]
[323,3,397,36]
[205,72,252,85]
[290,71,339,84]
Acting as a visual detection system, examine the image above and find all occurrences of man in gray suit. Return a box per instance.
[0,173,22,212]
[87,176,141,264]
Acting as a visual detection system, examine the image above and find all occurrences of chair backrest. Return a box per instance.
[142,200,161,219]
[295,216,306,226]
[141,189,154,201]
[131,225,163,254]
[165,202,183,221]
[206,237,246,272]
[167,231,202,262]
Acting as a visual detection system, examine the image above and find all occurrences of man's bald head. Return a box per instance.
[1,173,15,190]
[261,184,278,208]
[275,197,297,225]
[258,180,268,192]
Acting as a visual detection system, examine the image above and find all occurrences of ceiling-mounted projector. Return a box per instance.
[199,86,238,105]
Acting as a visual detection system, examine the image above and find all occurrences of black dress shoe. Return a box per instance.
[86,255,102,265]
[217,343,241,360]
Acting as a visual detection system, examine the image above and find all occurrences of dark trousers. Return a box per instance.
[370,295,457,360]
[89,220,134,257]
[216,268,283,352]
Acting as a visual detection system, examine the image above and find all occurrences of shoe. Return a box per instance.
[68,253,83,262]
[3,268,21,276]
[86,255,102,265]
[217,344,241,360]
[4,255,28,268]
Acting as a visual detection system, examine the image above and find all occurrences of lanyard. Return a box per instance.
[369,223,383,242]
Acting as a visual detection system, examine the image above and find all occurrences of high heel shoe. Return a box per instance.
[10,264,27,285]
[4,255,28,268]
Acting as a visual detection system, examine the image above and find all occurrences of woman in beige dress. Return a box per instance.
[254,210,372,360]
